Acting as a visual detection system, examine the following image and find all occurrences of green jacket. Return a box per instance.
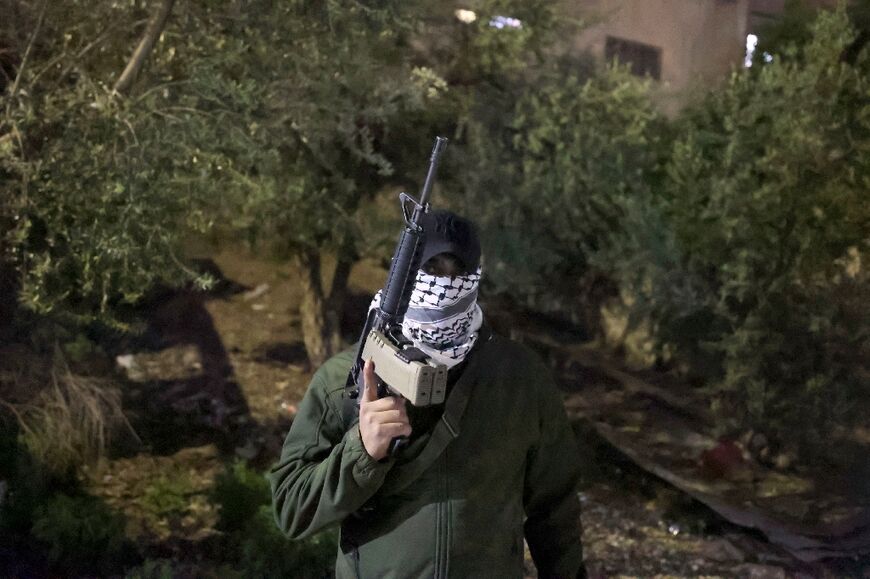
[269,333,586,578]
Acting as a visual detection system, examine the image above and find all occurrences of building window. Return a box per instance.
[605,36,662,80]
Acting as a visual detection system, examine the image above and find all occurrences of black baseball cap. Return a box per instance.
[419,210,481,273]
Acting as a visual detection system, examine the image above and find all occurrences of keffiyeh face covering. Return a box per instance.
[369,267,483,368]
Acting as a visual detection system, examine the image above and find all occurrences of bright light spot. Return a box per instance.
[744,34,758,67]
[455,9,477,23]
[489,15,522,30]
[763,52,773,63]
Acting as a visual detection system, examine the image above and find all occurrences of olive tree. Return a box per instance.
[170,1,447,366]
[0,0,211,327]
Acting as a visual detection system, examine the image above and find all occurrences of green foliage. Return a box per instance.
[31,492,127,566]
[606,8,870,436]
[508,64,663,272]
[1,1,214,327]
[211,460,336,577]
[0,0,461,359]
[414,1,601,318]
[460,61,664,318]
[124,559,176,579]
[140,469,198,518]
[754,0,870,66]
[460,0,561,79]
[211,459,270,532]
[170,0,443,259]
[236,505,337,579]
[1,0,865,455]
[60,332,100,364]
[753,0,820,65]
[454,4,868,443]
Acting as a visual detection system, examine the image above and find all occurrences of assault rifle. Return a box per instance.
[346,137,449,453]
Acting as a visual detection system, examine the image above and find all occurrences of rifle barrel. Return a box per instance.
[418,137,448,207]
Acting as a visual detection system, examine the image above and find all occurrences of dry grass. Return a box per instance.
[1,346,136,474]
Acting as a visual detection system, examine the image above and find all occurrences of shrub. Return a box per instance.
[211,459,270,532]
[8,350,131,476]
[603,7,870,439]
[211,460,337,577]
[458,5,869,446]
[31,492,127,568]
[236,505,337,579]
[459,61,665,323]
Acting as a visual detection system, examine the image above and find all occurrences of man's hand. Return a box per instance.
[359,360,411,461]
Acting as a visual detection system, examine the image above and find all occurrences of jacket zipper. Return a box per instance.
[434,458,443,579]
[353,546,361,578]
[443,446,451,578]
[434,451,449,578]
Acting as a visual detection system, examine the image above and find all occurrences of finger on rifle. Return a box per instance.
[364,396,405,413]
[362,360,378,403]
[368,408,408,424]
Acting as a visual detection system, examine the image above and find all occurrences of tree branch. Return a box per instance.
[4,0,48,116]
[113,0,176,96]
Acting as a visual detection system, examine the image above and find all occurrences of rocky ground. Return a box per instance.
[89,245,867,578]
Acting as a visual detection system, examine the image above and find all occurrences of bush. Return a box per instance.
[212,459,270,532]
[507,63,663,305]
[212,460,337,578]
[31,492,128,569]
[458,5,869,446]
[458,60,664,324]
[236,505,337,579]
[8,350,131,476]
[602,7,870,439]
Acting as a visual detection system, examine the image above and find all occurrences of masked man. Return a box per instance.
[270,210,587,578]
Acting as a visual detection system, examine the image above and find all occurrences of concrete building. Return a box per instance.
[563,0,839,113]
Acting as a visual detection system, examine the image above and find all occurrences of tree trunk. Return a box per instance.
[113,0,175,95]
[298,250,329,368]
[298,242,357,368]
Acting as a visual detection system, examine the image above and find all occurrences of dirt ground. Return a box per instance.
[94,245,866,578]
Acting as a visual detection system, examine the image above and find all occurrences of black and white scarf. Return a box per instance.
[369,268,483,368]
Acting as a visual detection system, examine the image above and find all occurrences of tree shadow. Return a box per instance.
[252,341,308,366]
[117,259,255,456]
